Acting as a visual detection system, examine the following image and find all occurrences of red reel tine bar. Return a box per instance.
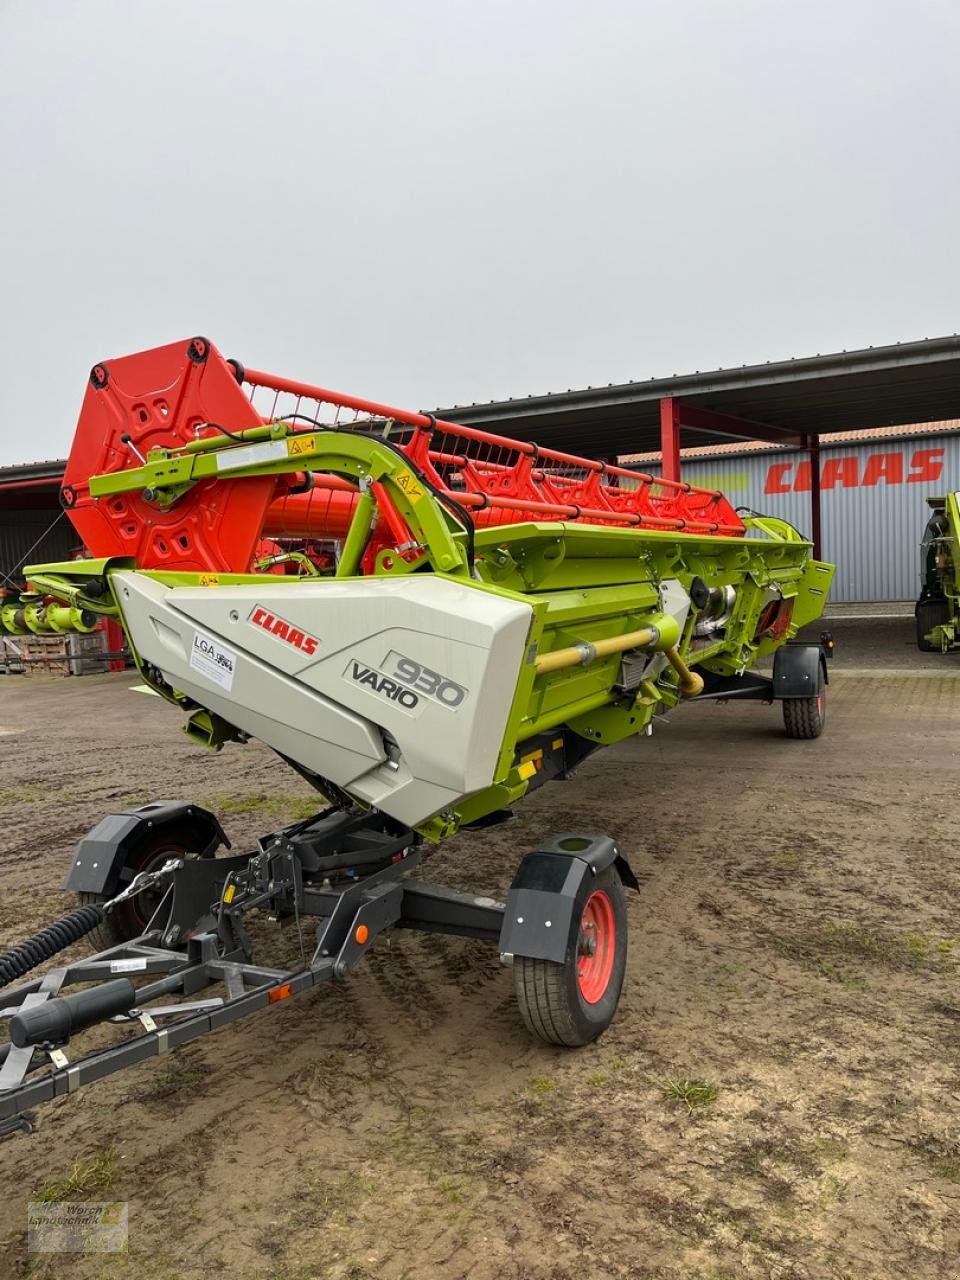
[240,360,745,537]
[63,338,745,576]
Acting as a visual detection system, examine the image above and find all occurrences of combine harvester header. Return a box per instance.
[0,337,834,1134]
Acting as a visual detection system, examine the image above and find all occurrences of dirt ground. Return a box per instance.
[2,636,960,1280]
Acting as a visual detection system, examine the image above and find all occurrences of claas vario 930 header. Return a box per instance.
[0,338,834,1132]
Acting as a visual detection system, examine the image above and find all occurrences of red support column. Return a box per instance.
[659,397,681,482]
[807,435,822,559]
[105,618,126,671]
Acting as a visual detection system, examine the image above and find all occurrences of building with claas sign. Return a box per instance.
[624,422,959,603]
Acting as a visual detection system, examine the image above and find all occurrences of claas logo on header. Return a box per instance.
[249,606,319,655]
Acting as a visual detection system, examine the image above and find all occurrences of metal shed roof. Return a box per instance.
[436,334,960,458]
[622,419,960,465]
[0,459,67,486]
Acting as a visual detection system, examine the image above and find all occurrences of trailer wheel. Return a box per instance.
[513,864,627,1047]
[916,598,949,652]
[79,834,190,950]
[782,667,826,739]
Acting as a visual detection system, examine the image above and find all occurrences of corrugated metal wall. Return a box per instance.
[0,510,80,582]
[666,432,960,603]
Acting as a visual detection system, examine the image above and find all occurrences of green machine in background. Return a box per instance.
[917,494,960,652]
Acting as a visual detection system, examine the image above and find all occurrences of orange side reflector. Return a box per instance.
[268,982,293,1003]
[355,924,370,945]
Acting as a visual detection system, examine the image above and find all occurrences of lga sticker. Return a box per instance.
[189,630,237,691]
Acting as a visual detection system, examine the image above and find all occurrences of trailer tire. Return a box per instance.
[782,667,826,740]
[513,864,627,1047]
[78,830,192,950]
[916,598,949,652]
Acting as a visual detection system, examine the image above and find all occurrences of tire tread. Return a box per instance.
[512,865,627,1047]
[782,696,823,739]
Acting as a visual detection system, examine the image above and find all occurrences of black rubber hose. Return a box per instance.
[0,903,105,989]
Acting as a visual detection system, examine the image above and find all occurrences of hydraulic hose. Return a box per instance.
[0,903,105,989]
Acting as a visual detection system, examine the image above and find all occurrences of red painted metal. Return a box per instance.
[265,483,360,540]
[62,339,745,573]
[659,398,822,555]
[576,889,616,1004]
[63,339,279,573]
[104,618,126,671]
[660,398,682,482]
[667,401,806,449]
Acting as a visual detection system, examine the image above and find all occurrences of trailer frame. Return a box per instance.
[0,806,631,1133]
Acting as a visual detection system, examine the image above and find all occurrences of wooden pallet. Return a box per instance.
[1,631,108,676]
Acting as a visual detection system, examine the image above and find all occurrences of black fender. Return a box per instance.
[772,644,827,700]
[62,801,229,897]
[498,833,638,965]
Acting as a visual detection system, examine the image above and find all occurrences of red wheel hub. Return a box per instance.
[576,889,616,1004]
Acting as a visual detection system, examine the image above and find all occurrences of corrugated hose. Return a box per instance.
[0,903,105,989]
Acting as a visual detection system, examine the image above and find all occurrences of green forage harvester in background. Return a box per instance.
[0,338,833,1134]
[917,494,960,652]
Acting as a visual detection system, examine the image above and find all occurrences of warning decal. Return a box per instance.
[396,471,425,502]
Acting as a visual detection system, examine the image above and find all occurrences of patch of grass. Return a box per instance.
[735,1132,849,1183]
[586,1070,608,1087]
[527,1076,556,1098]
[819,924,901,962]
[712,961,744,996]
[284,1169,354,1235]
[205,793,321,821]
[816,1172,843,1210]
[0,786,42,804]
[773,852,801,868]
[35,1148,119,1202]
[775,922,952,981]
[660,1077,719,1113]
[436,1176,464,1203]
[913,1136,960,1184]
[817,961,866,991]
[933,1157,960,1183]
[805,1136,849,1164]
[331,1171,376,1199]
[907,934,930,960]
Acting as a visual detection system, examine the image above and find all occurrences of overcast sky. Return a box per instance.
[1,0,957,464]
